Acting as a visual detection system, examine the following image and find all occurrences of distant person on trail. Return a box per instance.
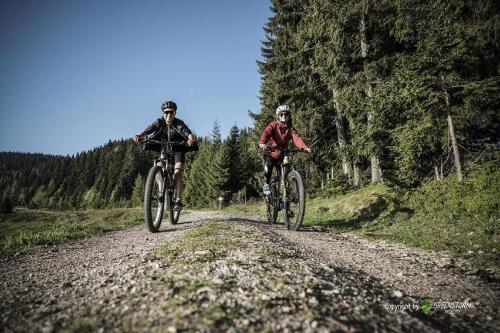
[133,100,195,209]
[258,104,311,195]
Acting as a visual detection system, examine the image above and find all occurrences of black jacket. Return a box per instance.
[143,117,192,142]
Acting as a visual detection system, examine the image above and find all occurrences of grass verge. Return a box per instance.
[159,221,246,264]
[220,162,500,272]
[0,208,143,254]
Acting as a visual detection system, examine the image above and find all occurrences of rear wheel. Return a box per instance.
[167,182,181,225]
[284,170,305,231]
[144,165,164,232]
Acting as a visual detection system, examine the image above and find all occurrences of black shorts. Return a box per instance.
[263,154,283,176]
[174,152,185,164]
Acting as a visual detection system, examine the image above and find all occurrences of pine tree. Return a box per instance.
[31,186,48,208]
[207,140,233,203]
[226,125,242,193]
[211,120,222,147]
[238,128,262,198]
[184,140,214,207]
[0,191,14,214]
[130,174,144,207]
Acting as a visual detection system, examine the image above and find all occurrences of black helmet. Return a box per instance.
[161,100,177,112]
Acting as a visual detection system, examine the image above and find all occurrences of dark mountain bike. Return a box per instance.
[264,147,306,231]
[140,136,197,232]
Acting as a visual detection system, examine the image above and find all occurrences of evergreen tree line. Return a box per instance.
[0,141,150,211]
[0,124,262,211]
[184,123,262,207]
[255,0,499,189]
[2,0,499,211]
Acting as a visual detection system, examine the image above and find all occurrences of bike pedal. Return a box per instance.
[173,200,183,211]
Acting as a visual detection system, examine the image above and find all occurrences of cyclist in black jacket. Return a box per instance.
[133,100,195,209]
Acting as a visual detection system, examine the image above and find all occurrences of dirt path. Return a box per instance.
[273,223,499,304]
[267,222,500,330]
[1,212,498,332]
[0,211,222,333]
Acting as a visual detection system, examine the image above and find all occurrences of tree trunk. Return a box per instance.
[447,113,464,182]
[332,88,353,183]
[336,116,352,177]
[360,2,383,183]
[442,76,464,182]
[353,164,361,186]
[434,164,441,180]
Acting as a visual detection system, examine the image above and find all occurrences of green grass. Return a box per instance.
[364,162,500,269]
[61,319,96,333]
[219,201,267,218]
[165,221,241,251]
[220,162,500,271]
[0,208,143,254]
[304,183,391,231]
[220,183,391,232]
[151,221,252,328]
[159,221,247,263]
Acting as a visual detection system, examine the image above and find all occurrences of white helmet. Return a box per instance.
[275,104,291,115]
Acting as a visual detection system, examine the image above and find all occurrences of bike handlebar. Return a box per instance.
[263,146,306,154]
[141,139,189,146]
[139,134,198,152]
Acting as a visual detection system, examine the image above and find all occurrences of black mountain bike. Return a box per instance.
[141,136,196,232]
[264,147,306,230]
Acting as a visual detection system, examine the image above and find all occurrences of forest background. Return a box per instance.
[1,0,499,213]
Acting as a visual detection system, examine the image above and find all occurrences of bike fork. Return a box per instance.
[280,165,288,212]
[159,168,168,202]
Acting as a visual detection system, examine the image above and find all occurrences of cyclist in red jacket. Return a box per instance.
[258,105,311,195]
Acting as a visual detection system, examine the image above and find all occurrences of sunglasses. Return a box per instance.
[163,110,175,115]
[279,113,290,117]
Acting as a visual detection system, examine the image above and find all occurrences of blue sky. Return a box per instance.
[0,0,271,155]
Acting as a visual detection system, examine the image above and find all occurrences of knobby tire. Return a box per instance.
[144,165,164,232]
[284,170,305,230]
[167,175,180,225]
[266,183,278,224]
[165,186,174,225]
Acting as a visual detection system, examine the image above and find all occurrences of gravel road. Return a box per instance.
[1,211,498,332]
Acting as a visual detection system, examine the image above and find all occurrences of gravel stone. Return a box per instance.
[1,211,498,332]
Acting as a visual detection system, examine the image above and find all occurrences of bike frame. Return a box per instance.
[275,152,296,206]
[264,146,306,230]
[142,136,197,230]
[273,159,288,210]
[154,147,176,200]
[268,150,298,209]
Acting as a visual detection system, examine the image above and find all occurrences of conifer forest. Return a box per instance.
[1,0,499,211]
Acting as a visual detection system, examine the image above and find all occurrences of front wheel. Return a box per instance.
[266,182,278,224]
[284,170,305,231]
[144,165,165,232]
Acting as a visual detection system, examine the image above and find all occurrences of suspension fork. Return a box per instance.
[280,163,288,207]
[157,161,169,201]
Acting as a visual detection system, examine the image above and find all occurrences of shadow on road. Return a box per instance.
[215,216,333,233]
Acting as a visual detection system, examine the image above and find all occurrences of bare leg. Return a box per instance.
[174,162,183,200]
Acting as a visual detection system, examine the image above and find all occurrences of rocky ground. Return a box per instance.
[1,211,498,332]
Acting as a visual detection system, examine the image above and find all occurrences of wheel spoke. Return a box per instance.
[284,171,305,230]
[145,166,165,232]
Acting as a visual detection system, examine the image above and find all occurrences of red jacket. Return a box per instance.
[259,121,309,159]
